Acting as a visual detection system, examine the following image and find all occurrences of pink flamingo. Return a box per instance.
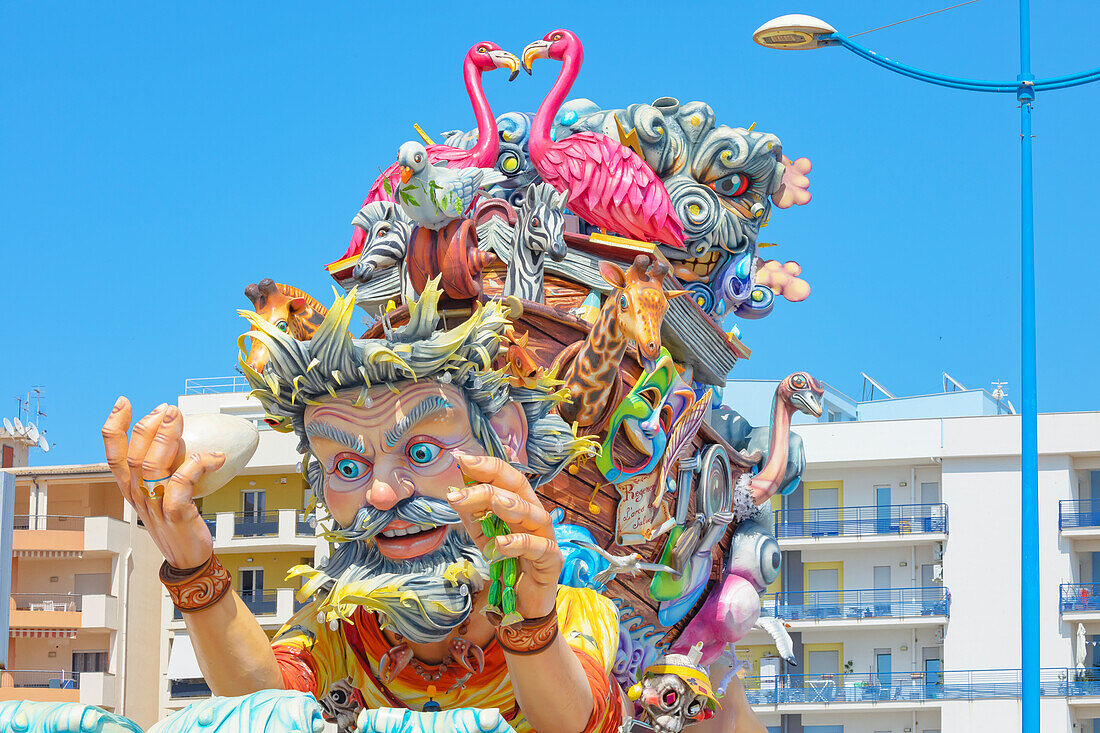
[339,42,519,260]
[521,30,685,249]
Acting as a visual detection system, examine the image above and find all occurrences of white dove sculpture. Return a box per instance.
[393,140,505,230]
[574,540,679,587]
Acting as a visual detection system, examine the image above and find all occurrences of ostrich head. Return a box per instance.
[466,41,520,80]
[397,141,428,184]
[778,372,824,418]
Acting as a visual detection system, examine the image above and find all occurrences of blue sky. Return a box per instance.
[2,1,1099,465]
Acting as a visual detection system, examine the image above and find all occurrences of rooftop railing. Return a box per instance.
[13,515,86,531]
[183,376,250,395]
[11,593,84,612]
[775,503,947,539]
[1060,583,1100,612]
[761,587,949,621]
[1059,500,1100,530]
[0,670,79,689]
[234,511,279,538]
[743,668,1100,705]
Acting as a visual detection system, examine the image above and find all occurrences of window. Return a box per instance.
[73,651,108,684]
[239,568,264,598]
[242,490,266,518]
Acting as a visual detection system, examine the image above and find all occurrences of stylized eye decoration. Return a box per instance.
[276,320,289,332]
[476,45,488,53]
[334,456,370,480]
[375,224,389,236]
[414,153,423,163]
[662,689,678,707]
[709,172,751,198]
[498,150,521,174]
[530,216,541,228]
[406,439,443,466]
[551,33,563,41]
[792,374,807,389]
[619,295,628,310]
[686,701,702,717]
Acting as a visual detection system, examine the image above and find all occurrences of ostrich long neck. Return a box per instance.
[530,47,583,163]
[463,60,497,168]
[756,393,794,486]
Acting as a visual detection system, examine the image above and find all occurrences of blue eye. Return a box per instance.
[335,457,369,479]
[619,295,628,310]
[406,440,442,466]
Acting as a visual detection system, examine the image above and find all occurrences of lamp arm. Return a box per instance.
[831,34,1017,93]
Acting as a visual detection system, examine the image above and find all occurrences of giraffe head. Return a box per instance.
[598,254,687,367]
[243,279,324,373]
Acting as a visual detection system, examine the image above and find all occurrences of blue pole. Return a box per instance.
[1018,0,1039,729]
[0,472,14,668]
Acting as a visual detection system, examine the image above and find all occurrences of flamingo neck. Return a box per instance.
[757,394,794,484]
[531,49,582,162]
[463,60,496,168]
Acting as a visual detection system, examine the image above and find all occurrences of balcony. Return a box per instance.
[0,670,80,703]
[13,515,129,558]
[1060,583,1100,631]
[1060,501,1100,550]
[204,508,319,553]
[775,503,948,550]
[745,668,1100,714]
[170,587,302,629]
[10,593,120,632]
[760,587,949,630]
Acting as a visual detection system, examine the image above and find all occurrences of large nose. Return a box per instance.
[364,463,416,511]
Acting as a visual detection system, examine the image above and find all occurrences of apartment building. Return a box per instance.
[159,376,322,718]
[0,445,163,729]
[724,377,1100,733]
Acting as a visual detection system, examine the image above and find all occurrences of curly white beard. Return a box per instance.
[306,498,488,644]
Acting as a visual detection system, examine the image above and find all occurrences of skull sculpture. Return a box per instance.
[318,678,366,733]
[627,645,717,733]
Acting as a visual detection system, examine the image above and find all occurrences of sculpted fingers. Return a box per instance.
[143,405,184,480]
[495,534,563,579]
[102,397,133,500]
[454,452,538,503]
[163,452,225,523]
[448,484,553,538]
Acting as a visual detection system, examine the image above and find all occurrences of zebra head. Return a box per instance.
[351,203,414,283]
[518,183,568,262]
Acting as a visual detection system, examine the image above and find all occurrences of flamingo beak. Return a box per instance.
[489,50,521,81]
[521,41,550,74]
[400,166,413,184]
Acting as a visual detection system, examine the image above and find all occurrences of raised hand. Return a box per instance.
[101,397,225,569]
[447,451,562,621]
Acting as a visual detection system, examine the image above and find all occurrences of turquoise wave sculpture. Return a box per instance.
[358,707,516,733]
[0,701,143,733]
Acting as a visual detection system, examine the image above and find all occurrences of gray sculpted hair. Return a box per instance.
[239,277,595,504]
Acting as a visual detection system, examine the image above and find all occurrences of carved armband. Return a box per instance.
[160,554,231,613]
[496,609,559,655]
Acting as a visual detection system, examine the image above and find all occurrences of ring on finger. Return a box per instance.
[141,476,171,498]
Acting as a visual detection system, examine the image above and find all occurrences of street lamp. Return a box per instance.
[754,5,1100,731]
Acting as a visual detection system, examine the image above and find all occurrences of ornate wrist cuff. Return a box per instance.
[496,609,559,655]
[160,554,231,613]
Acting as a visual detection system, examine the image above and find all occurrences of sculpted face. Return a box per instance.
[304,380,528,562]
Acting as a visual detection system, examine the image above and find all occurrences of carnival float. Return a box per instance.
[1,28,818,733]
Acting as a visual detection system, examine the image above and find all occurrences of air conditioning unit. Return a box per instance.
[932,564,944,582]
[933,543,945,560]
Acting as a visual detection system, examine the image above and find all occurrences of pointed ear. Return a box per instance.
[664,289,690,300]
[383,205,396,222]
[524,184,537,209]
[599,260,627,289]
[555,188,570,209]
[288,297,307,313]
[489,400,529,463]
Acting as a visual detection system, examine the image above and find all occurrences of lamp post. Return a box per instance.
[754,6,1100,731]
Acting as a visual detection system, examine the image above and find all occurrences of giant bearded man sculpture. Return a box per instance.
[102,281,633,733]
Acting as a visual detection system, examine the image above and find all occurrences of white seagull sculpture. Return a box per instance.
[573,540,679,586]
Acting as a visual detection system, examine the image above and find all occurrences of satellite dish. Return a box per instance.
[13,417,24,434]
[2,418,12,435]
[26,423,40,443]
[37,436,49,453]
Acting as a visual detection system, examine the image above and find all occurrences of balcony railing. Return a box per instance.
[234,511,279,537]
[1060,583,1100,612]
[744,668,1100,705]
[13,515,86,531]
[296,513,315,537]
[1060,500,1100,530]
[761,587,950,621]
[11,593,83,612]
[0,670,79,689]
[240,589,278,616]
[202,514,217,536]
[183,376,250,395]
[775,503,947,539]
[169,679,211,698]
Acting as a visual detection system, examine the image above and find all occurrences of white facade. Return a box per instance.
[741,406,1100,733]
